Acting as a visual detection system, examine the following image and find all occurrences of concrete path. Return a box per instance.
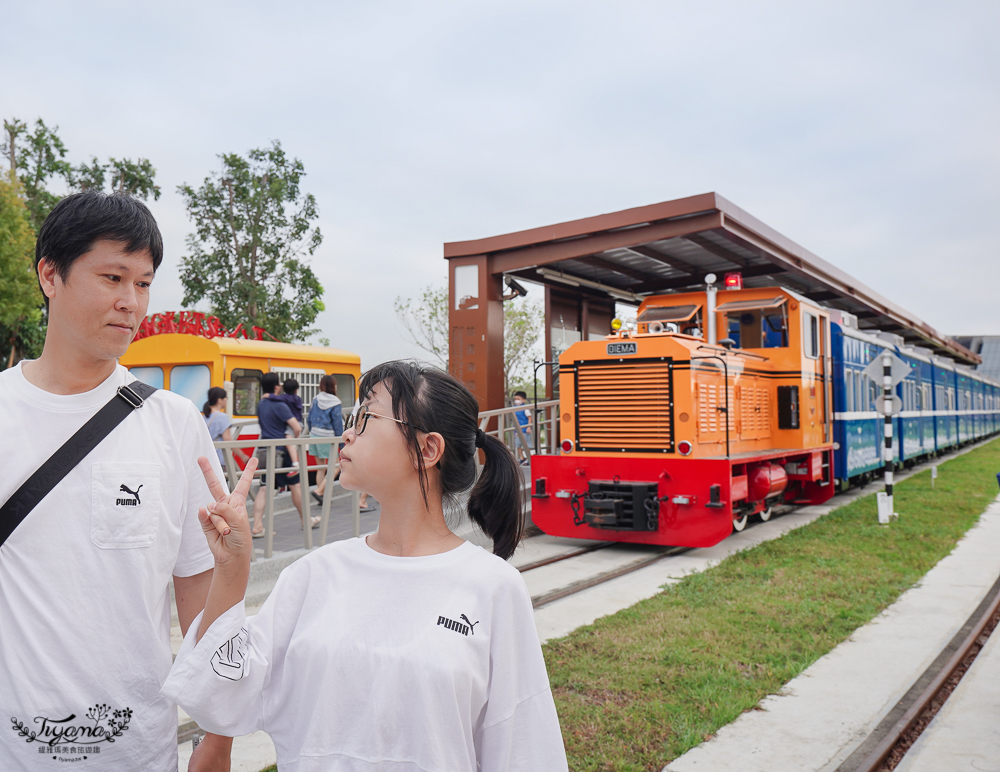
[663,496,1000,772]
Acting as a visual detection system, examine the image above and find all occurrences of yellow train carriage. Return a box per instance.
[120,334,361,419]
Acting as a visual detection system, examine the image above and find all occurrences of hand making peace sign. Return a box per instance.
[196,455,259,568]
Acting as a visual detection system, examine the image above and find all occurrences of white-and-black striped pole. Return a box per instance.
[883,351,895,518]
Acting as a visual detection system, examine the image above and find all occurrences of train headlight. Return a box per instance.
[611,318,623,331]
[561,439,574,453]
[678,440,693,456]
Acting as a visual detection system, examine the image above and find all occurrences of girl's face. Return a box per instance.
[338,381,420,497]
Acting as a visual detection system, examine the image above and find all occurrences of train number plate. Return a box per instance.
[607,342,637,355]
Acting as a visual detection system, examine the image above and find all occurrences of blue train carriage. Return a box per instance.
[829,310,887,487]
[890,339,936,467]
[931,356,959,451]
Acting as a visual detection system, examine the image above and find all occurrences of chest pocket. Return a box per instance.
[91,463,161,548]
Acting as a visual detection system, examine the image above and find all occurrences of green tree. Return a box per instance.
[178,141,324,342]
[3,118,72,232]
[394,283,544,392]
[0,172,44,368]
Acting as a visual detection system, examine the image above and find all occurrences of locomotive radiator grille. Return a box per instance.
[575,360,673,452]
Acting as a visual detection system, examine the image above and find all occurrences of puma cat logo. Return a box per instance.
[117,483,143,506]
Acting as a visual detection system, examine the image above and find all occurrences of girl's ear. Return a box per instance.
[419,432,446,468]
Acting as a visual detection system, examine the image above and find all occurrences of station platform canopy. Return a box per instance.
[445,192,978,366]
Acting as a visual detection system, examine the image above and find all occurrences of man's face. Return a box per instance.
[40,239,154,364]
[513,396,525,405]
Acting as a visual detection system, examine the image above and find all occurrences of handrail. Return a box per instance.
[215,400,563,559]
[213,435,353,560]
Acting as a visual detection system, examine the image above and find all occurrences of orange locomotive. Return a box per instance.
[530,279,835,547]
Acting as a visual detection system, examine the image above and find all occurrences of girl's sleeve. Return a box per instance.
[333,404,344,436]
[477,575,569,771]
[161,565,304,737]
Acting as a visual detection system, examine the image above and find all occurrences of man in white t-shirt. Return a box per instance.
[0,192,233,771]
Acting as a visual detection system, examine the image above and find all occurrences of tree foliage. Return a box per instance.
[178,141,324,343]
[394,285,450,368]
[2,117,161,232]
[394,283,544,393]
[0,115,162,368]
[0,172,44,367]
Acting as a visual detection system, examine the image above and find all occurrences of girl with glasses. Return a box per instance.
[164,360,568,771]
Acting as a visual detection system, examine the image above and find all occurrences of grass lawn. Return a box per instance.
[544,438,1000,771]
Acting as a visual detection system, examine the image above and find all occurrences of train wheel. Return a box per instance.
[733,512,748,532]
[758,506,772,522]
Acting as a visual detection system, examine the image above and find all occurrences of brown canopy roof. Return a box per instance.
[445,192,979,365]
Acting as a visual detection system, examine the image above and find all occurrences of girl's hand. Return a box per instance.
[197,455,258,569]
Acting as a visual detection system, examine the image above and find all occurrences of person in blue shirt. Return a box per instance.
[273,377,304,477]
[253,372,316,535]
[512,390,532,465]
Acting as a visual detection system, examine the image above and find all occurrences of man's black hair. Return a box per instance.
[35,191,163,305]
[261,372,280,394]
[283,378,299,394]
[513,390,528,399]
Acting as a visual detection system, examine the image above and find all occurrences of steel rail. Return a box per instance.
[517,542,614,573]
[530,546,689,609]
[848,574,1000,772]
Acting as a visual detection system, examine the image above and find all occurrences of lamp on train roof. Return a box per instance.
[611,318,623,331]
[724,272,743,290]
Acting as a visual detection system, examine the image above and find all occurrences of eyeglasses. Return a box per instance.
[345,404,429,436]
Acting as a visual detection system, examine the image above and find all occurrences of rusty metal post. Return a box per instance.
[448,255,505,418]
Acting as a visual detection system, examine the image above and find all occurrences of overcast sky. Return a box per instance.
[5,0,998,368]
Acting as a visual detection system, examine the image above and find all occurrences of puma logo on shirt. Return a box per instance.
[437,614,479,636]
[117,483,143,506]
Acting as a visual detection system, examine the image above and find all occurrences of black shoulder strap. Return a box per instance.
[0,381,158,549]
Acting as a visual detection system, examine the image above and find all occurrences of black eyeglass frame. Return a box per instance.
[346,405,430,436]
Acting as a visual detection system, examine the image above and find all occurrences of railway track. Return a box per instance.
[837,571,1000,772]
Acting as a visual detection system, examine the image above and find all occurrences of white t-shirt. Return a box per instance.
[0,363,218,771]
[162,537,569,772]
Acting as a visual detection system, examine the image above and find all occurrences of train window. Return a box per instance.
[128,366,164,389]
[169,364,211,408]
[845,370,855,411]
[726,317,741,347]
[762,310,788,348]
[274,369,325,410]
[232,368,263,417]
[803,313,819,358]
[334,374,356,411]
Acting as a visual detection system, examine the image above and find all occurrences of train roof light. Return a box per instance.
[611,318,623,331]
[724,272,743,290]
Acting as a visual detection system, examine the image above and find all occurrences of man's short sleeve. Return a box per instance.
[274,401,294,423]
[174,405,219,578]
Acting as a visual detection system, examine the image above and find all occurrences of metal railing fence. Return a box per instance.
[213,398,560,559]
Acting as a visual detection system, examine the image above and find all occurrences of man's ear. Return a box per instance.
[37,258,60,301]
[420,432,446,468]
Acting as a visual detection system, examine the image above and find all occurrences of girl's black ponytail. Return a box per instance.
[468,431,525,561]
[202,400,212,418]
[203,386,227,419]
[358,361,526,561]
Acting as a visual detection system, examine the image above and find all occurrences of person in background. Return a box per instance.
[253,373,316,535]
[274,377,304,472]
[163,360,568,771]
[308,375,343,504]
[512,390,532,465]
[203,387,250,470]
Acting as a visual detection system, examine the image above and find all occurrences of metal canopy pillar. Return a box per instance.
[447,254,505,414]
